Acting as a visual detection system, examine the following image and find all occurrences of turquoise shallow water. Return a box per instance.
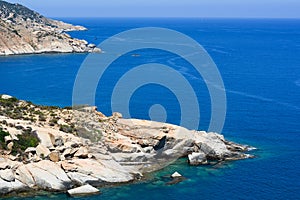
[0,18,300,199]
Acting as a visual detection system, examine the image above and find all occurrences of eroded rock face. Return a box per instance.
[0,1,101,56]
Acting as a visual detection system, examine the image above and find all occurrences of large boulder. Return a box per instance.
[67,172,99,186]
[188,152,207,165]
[67,159,134,183]
[0,169,15,182]
[171,172,182,178]
[67,184,100,197]
[49,151,60,162]
[194,132,230,158]
[36,144,51,158]
[0,178,27,195]
[15,160,72,191]
[74,147,89,158]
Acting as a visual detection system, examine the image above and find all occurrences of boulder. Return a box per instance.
[112,112,122,119]
[61,161,78,172]
[0,169,15,182]
[195,132,230,157]
[0,159,10,170]
[15,160,72,190]
[7,142,14,150]
[80,106,97,113]
[49,133,64,147]
[188,152,207,165]
[36,144,51,158]
[70,159,134,183]
[15,165,36,188]
[87,44,96,48]
[49,151,60,162]
[25,147,37,153]
[0,177,27,195]
[74,147,89,158]
[67,184,100,197]
[67,172,99,186]
[57,119,68,126]
[62,147,78,158]
[171,172,182,178]
[4,135,12,143]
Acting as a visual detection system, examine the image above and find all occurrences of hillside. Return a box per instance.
[0,0,100,55]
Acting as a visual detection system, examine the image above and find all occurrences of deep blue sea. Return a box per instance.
[1,18,300,199]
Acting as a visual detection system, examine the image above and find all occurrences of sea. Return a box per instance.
[0,18,299,200]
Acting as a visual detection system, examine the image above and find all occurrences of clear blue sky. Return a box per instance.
[6,0,300,18]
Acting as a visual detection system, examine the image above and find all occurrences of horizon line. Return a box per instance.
[49,16,300,20]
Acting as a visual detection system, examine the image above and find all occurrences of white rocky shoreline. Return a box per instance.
[0,94,255,197]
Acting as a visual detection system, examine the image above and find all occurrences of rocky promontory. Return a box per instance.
[0,94,255,196]
[0,0,100,55]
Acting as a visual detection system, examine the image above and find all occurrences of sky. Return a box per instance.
[5,0,300,18]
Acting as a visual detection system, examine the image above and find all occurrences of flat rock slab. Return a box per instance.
[67,184,100,197]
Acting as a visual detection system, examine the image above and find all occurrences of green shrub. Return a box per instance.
[49,118,58,124]
[76,127,102,142]
[59,124,75,133]
[39,115,46,121]
[0,128,9,149]
[11,131,40,155]
[0,97,18,108]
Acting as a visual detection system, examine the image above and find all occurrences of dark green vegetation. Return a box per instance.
[59,124,75,133]
[0,125,39,156]
[11,127,40,156]
[0,97,62,125]
[76,127,102,142]
[0,0,52,24]
[0,127,9,149]
[0,96,18,107]
[0,95,103,145]
[0,97,34,121]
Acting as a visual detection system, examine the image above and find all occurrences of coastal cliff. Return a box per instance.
[0,0,100,55]
[0,95,254,196]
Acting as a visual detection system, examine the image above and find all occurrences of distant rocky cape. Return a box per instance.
[0,94,255,197]
[0,0,100,55]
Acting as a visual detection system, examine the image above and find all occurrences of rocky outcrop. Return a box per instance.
[0,0,100,55]
[0,95,255,196]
